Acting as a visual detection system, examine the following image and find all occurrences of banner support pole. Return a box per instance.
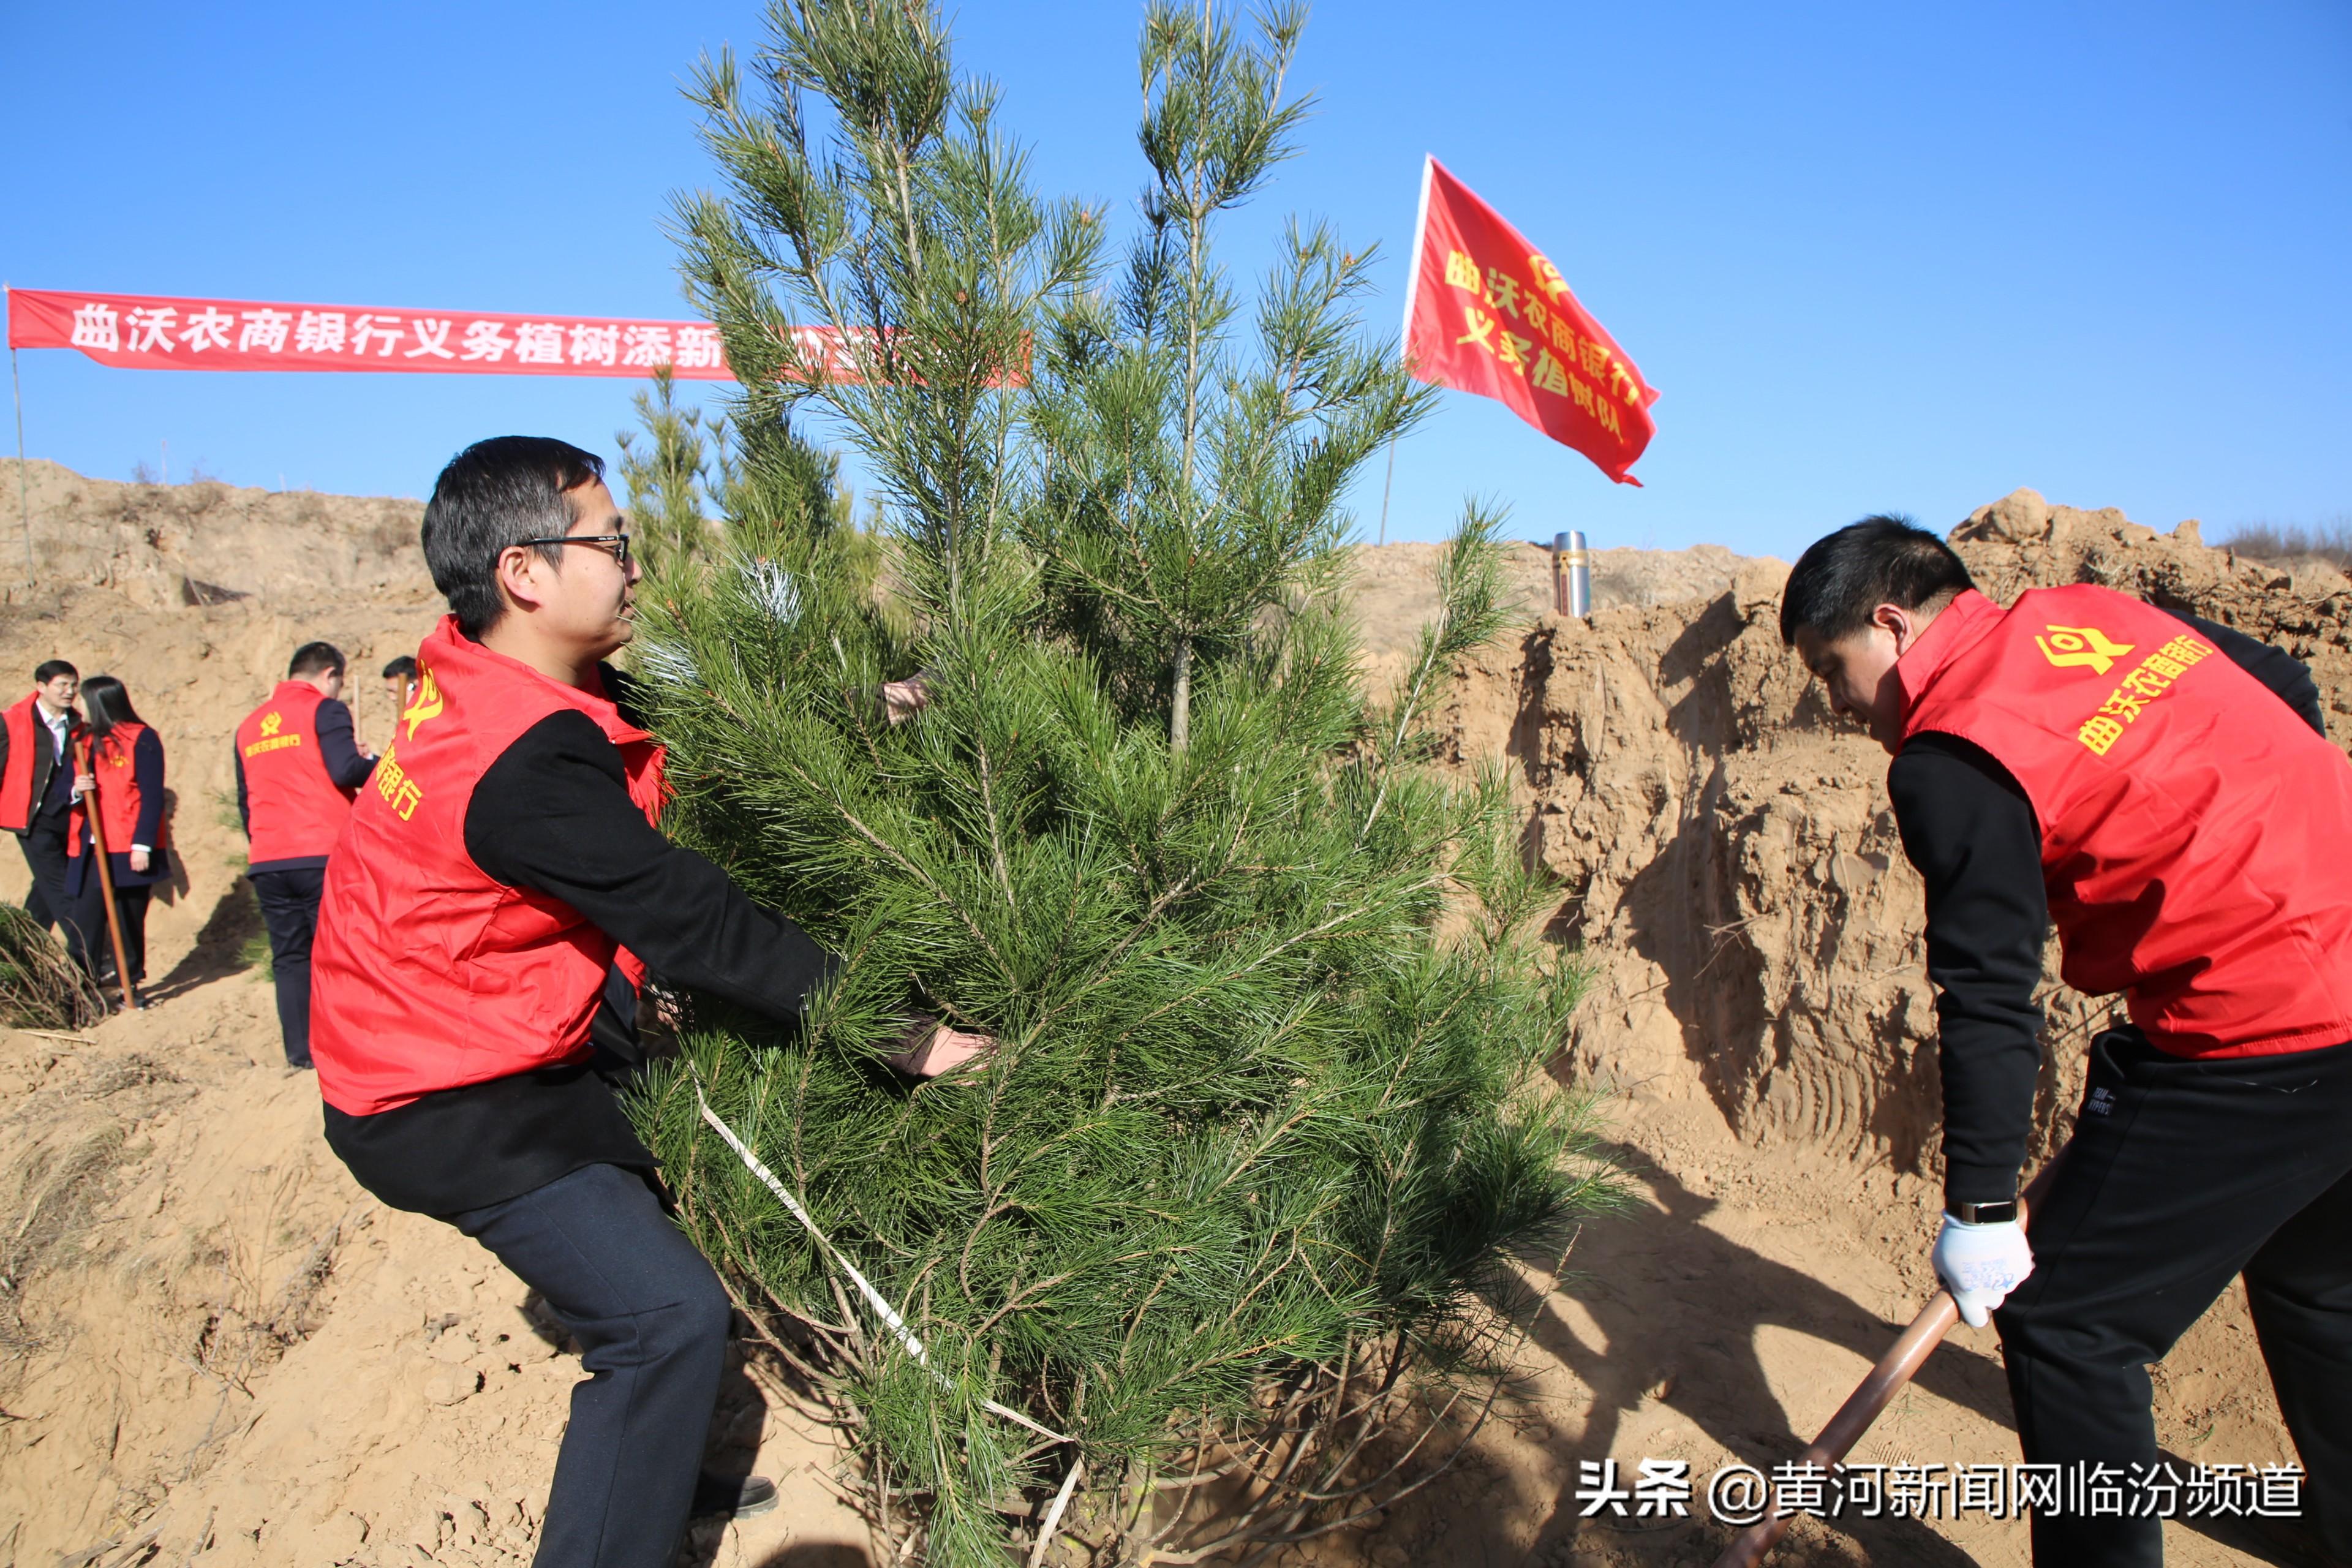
[7,282,28,586]
[10,347,31,587]
[1379,157,1434,552]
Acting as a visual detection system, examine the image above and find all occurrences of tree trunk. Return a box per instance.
[1170,634,1194,753]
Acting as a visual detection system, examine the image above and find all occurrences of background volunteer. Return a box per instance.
[381,654,417,740]
[66,675,170,992]
[1,661,97,967]
[236,642,375,1068]
[1784,516,2352,1568]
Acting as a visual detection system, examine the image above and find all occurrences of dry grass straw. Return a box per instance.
[0,1122,129,1359]
[2223,518,2352,572]
[0,904,105,1030]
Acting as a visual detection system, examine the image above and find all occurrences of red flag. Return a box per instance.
[1401,158,1658,485]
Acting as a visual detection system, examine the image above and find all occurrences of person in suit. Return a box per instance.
[64,675,170,993]
[0,660,97,966]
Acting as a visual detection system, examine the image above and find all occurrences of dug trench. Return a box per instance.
[0,462,2321,1566]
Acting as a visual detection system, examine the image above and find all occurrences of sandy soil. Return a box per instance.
[0,465,2305,1566]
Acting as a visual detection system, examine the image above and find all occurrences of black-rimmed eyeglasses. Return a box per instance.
[521,533,632,569]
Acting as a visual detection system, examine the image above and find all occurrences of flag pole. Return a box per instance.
[7,285,34,586]
[1379,157,1436,549]
[1375,436,1398,548]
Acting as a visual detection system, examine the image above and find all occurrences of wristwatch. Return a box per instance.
[1950,1199,2019,1225]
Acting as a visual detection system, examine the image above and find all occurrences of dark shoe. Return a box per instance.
[691,1472,778,1519]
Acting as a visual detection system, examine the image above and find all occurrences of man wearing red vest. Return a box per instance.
[1784,516,2352,1567]
[311,437,911,1568]
[1,660,98,967]
[236,642,377,1067]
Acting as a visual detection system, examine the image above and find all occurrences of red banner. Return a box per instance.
[1401,159,1658,485]
[5,287,742,379]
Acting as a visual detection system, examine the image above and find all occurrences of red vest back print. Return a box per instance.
[236,682,357,867]
[68,721,165,858]
[1899,585,2352,1058]
[309,619,668,1115]
[0,693,41,831]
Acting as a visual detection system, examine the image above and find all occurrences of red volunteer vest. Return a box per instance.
[1899,586,2352,1058]
[236,682,358,865]
[0,693,40,831]
[310,618,667,1115]
[67,722,166,859]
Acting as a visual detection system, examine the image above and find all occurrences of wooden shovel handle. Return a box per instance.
[74,734,141,1012]
[1710,1157,2064,1568]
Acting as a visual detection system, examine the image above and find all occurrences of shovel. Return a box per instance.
[1711,1156,2064,1567]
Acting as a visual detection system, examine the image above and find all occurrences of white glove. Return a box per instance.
[1933,1214,2034,1327]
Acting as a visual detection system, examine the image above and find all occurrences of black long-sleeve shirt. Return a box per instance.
[1891,612,2326,1208]
[322,672,837,1217]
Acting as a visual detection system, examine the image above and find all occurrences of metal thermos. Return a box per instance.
[1553,530,1591,618]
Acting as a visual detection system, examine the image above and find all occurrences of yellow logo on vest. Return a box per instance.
[241,708,305,760]
[2036,624,2135,676]
[401,667,445,739]
[2076,633,2217,756]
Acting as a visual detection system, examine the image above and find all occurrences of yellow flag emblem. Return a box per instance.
[1528,252,1573,303]
[401,666,445,738]
[258,712,282,737]
[2036,624,2134,676]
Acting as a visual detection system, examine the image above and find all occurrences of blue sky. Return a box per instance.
[4,1,2347,559]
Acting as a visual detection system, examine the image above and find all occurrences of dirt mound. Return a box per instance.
[1,460,434,614]
[1349,540,1768,694]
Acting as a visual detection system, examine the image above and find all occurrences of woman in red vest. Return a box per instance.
[1784,517,2352,1568]
[65,674,170,991]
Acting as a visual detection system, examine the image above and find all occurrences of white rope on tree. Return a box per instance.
[691,1078,1084,1556]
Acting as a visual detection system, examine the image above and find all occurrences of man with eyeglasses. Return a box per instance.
[306,436,901,1567]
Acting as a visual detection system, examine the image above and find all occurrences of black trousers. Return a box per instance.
[70,881,151,983]
[17,827,51,926]
[1997,1028,2352,1566]
[450,1163,731,1568]
[250,867,324,1068]
[18,815,94,964]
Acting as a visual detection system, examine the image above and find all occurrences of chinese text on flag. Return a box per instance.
[1401,158,1658,484]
